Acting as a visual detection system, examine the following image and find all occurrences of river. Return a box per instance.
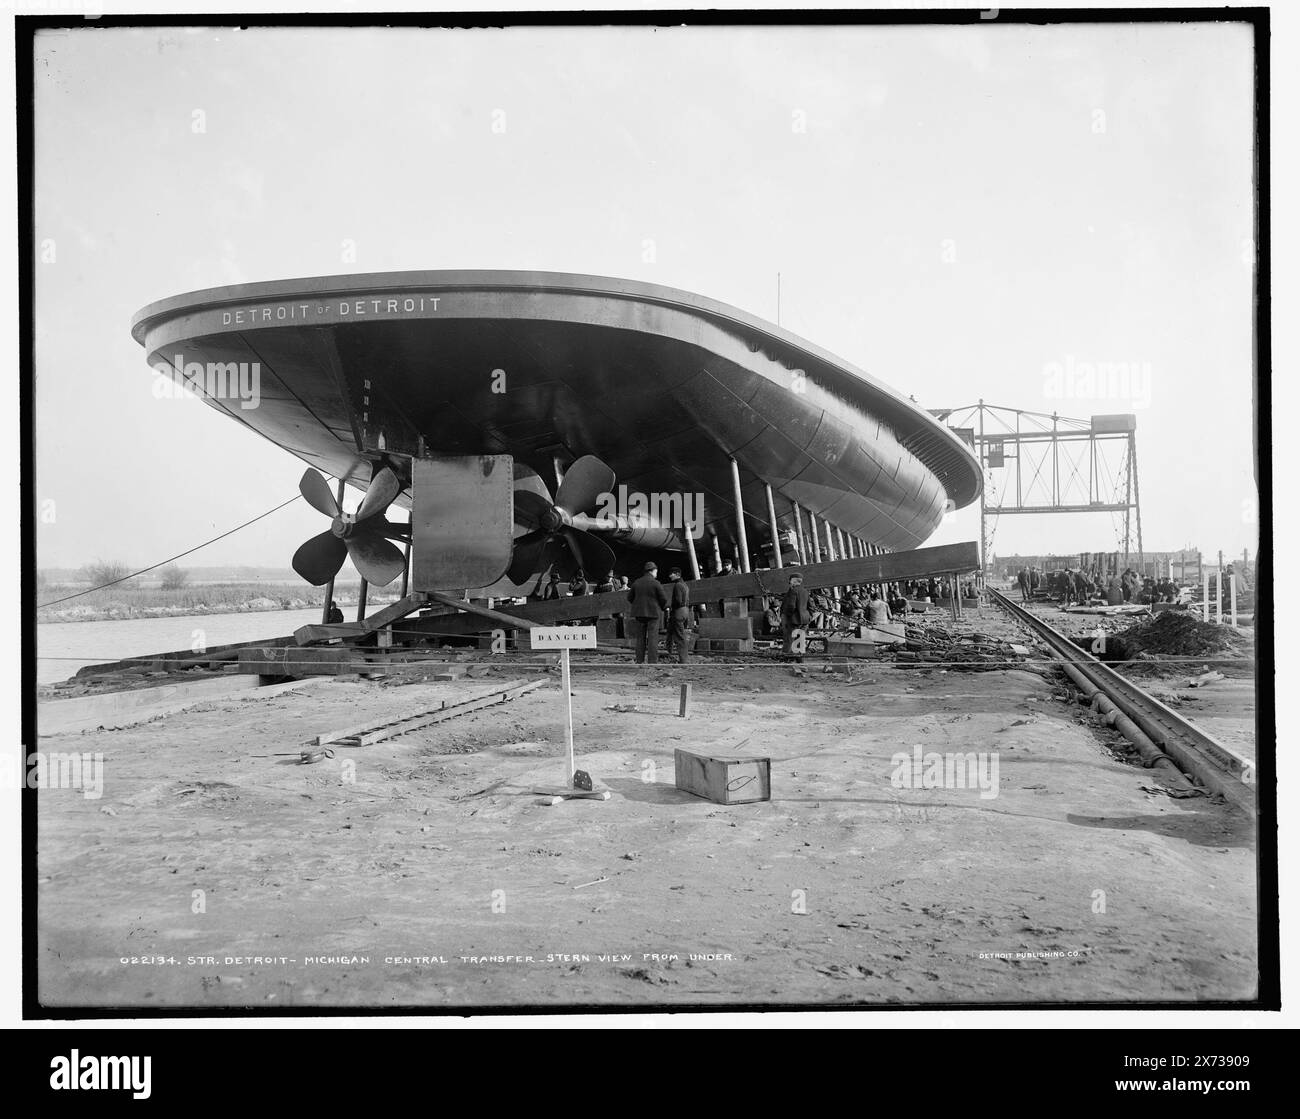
[37,608,327,685]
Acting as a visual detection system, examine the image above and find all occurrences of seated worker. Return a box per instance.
[326,599,344,624]
[888,586,909,616]
[809,589,835,629]
[865,591,892,625]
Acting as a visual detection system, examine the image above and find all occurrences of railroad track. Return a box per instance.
[988,588,1255,813]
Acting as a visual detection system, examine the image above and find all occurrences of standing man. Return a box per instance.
[663,566,692,664]
[1017,567,1030,602]
[627,561,669,664]
[780,572,812,662]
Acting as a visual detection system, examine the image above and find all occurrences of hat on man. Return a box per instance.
[644,561,657,572]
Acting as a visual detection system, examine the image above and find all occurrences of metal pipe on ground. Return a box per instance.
[1059,661,1194,791]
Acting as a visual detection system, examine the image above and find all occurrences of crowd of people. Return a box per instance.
[1014,565,1183,607]
[519,559,982,666]
[528,562,693,664]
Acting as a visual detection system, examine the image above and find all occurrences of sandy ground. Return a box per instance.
[34,603,1259,1011]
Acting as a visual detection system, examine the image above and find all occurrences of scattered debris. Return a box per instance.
[1112,612,1251,659]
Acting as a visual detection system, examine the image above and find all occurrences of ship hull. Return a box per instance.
[132,271,981,560]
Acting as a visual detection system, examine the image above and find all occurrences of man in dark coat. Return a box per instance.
[780,572,812,662]
[663,567,692,664]
[627,562,669,664]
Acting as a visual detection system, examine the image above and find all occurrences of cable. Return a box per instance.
[37,494,305,608]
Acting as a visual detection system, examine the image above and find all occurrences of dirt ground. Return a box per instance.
[35,603,1259,1011]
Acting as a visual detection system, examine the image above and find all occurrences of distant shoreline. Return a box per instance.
[36,582,400,624]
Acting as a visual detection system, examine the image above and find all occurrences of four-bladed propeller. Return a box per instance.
[292,465,409,587]
[292,454,626,590]
[507,455,617,585]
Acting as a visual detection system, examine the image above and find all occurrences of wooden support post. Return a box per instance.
[710,532,723,576]
[400,535,411,599]
[561,648,575,781]
[356,578,369,623]
[1202,569,1210,622]
[824,523,838,598]
[730,457,751,573]
[1217,550,1225,625]
[1230,571,1238,627]
[792,502,808,565]
[764,483,783,569]
[679,682,692,718]
[684,521,701,581]
[950,575,959,621]
[321,476,347,624]
[808,513,822,563]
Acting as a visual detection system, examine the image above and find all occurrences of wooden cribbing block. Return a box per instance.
[678,683,692,718]
[698,617,753,640]
[674,747,771,805]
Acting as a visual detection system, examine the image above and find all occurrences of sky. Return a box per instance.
[31,20,1259,576]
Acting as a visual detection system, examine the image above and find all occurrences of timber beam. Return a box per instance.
[379,541,981,638]
[295,542,980,645]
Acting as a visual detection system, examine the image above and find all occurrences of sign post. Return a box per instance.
[528,626,607,802]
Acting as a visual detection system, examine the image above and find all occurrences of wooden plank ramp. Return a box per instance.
[315,679,546,748]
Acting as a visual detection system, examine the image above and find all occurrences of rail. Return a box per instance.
[988,588,1254,813]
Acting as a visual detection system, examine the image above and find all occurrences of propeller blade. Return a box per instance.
[354,465,402,522]
[506,529,551,586]
[292,531,348,586]
[512,467,555,504]
[561,527,615,581]
[366,516,411,541]
[299,469,340,518]
[512,489,553,531]
[554,455,615,516]
[346,533,407,586]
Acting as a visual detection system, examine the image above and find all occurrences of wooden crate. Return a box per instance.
[674,748,771,805]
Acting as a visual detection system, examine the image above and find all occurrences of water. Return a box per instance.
[37,608,327,685]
